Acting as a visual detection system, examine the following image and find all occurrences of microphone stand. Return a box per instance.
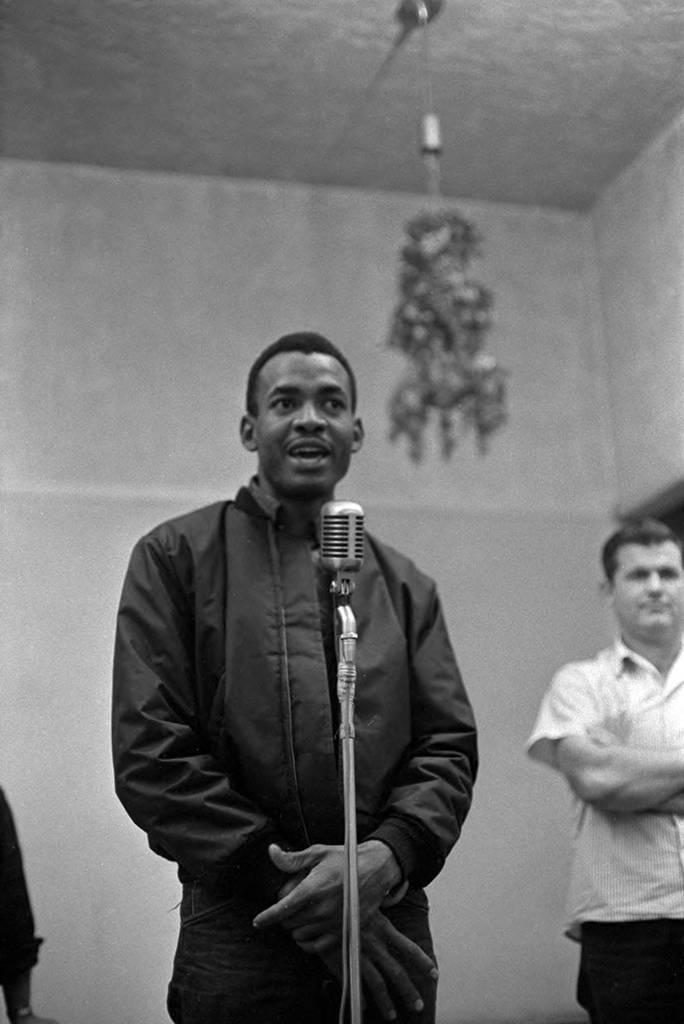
[331,573,363,1024]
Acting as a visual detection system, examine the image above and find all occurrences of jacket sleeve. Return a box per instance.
[369,577,477,888]
[112,530,284,893]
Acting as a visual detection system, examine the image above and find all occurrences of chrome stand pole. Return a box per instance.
[334,591,362,1024]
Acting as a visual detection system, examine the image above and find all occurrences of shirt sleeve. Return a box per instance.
[112,530,286,898]
[526,661,607,769]
[369,581,478,889]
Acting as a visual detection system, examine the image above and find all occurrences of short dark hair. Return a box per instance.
[601,517,682,582]
[245,332,358,415]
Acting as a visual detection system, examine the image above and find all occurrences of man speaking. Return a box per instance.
[112,332,477,1023]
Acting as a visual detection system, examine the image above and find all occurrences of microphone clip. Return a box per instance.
[329,573,356,599]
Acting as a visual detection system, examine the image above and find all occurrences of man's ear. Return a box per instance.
[240,414,258,452]
[351,417,365,453]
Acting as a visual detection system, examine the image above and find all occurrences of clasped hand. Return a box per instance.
[252,841,436,1021]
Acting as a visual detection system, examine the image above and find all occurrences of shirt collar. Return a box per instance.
[247,476,320,544]
[613,635,684,679]
[613,638,648,676]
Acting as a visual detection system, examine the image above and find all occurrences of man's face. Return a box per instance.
[608,541,684,645]
[240,351,364,505]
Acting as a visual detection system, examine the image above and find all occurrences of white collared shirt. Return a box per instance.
[527,639,684,938]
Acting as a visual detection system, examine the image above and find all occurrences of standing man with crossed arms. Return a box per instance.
[528,518,684,1023]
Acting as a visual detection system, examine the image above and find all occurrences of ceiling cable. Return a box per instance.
[325,0,444,178]
[416,1,443,195]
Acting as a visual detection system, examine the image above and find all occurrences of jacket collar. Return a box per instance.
[236,477,319,543]
[234,477,274,521]
[248,475,281,522]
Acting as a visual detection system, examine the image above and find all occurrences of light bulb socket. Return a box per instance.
[421,113,442,154]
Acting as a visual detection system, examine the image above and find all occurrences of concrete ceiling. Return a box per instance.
[2,0,683,209]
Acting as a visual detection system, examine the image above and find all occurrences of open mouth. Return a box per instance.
[287,443,329,463]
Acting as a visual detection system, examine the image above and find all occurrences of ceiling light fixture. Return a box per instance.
[386,0,508,460]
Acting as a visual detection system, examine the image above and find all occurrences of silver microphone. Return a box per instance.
[320,500,365,580]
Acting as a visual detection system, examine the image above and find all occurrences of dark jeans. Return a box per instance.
[168,881,437,1024]
[0,787,42,986]
[578,920,684,1024]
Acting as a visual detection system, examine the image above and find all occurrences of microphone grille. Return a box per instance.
[320,501,364,571]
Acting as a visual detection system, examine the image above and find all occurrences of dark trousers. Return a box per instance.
[0,787,42,986]
[168,881,437,1024]
[578,920,684,1024]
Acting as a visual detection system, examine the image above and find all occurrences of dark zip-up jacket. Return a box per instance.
[112,487,477,899]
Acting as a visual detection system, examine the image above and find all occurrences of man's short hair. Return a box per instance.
[601,517,683,582]
[245,332,358,415]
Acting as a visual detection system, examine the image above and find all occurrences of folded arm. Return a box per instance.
[555,730,684,813]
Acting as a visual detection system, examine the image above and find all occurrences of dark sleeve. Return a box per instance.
[111,532,285,898]
[368,580,477,888]
[0,788,42,985]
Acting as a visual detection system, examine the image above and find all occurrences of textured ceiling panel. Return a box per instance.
[2,0,683,208]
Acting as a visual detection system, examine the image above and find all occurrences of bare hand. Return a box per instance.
[252,843,343,940]
[307,910,437,1022]
[252,840,402,941]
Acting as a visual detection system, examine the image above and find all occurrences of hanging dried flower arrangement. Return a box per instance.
[387,208,508,461]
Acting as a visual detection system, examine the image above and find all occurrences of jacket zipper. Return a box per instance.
[267,521,311,846]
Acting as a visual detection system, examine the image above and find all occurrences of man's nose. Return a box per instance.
[646,571,664,590]
[294,401,325,429]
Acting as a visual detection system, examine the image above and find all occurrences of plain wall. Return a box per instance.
[591,109,684,512]
[3,156,622,1023]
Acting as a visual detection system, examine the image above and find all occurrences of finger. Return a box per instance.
[377,919,438,979]
[291,922,330,943]
[361,957,398,1022]
[277,876,302,900]
[253,890,304,929]
[292,931,338,955]
[267,843,324,873]
[253,849,324,929]
[372,947,424,1015]
[395,936,438,979]
[253,882,336,931]
[253,885,306,929]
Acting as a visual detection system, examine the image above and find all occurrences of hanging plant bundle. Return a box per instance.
[387,209,508,460]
